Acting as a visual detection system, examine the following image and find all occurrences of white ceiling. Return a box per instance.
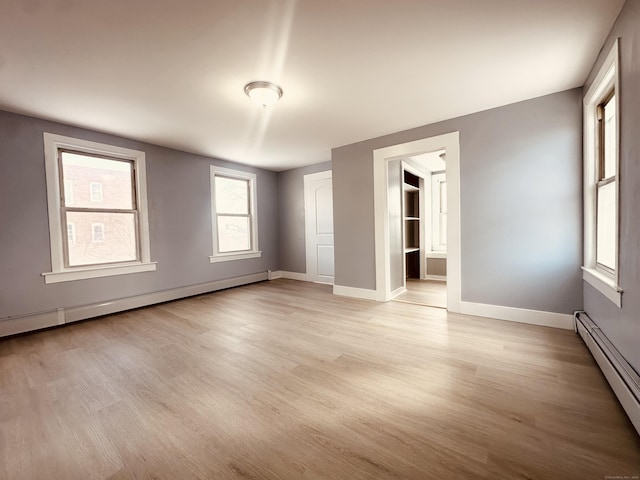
[0,0,624,171]
[409,151,446,173]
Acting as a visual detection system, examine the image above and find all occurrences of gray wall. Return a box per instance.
[0,109,279,319]
[583,0,640,372]
[332,89,583,314]
[427,258,446,277]
[276,161,331,273]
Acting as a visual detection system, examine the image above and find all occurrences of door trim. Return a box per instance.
[373,132,461,312]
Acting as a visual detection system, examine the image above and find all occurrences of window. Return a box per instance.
[583,40,621,307]
[431,172,447,252]
[67,222,76,247]
[43,133,156,283]
[210,165,261,262]
[91,223,105,243]
[89,182,103,203]
[596,92,616,271]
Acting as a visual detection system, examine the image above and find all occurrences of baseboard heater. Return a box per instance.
[575,312,640,435]
[0,271,268,338]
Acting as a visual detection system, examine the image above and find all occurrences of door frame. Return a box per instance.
[304,170,334,284]
[373,132,461,312]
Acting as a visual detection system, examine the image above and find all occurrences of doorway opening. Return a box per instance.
[373,132,460,312]
[394,151,448,308]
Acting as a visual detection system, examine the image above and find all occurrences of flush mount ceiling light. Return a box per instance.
[244,81,283,108]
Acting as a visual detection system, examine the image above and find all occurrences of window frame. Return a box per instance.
[42,133,156,284]
[582,39,622,307]
[431,172,447,252]
[209,165,261,263]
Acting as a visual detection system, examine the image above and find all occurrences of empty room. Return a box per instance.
[1,1,639,478]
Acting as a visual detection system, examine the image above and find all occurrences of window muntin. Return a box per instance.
[43,133,155,283]
[210,166,261,262]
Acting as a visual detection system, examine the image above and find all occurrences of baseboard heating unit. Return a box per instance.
[575,312,640,435]
[0,272,268,338]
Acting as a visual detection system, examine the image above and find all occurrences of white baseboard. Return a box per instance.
[390,286,406,299]
[0,272,268,338]
[460,301,574,330]
[576,313,640,435]
[425,275,446,282]
[333,285,378,301]
[270,270,310,282]
[267,270,282,280]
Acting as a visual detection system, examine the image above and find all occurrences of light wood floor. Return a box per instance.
[1,279,639,479]
[394,279,447,308]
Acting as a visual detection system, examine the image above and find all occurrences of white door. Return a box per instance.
[304,171,334,284]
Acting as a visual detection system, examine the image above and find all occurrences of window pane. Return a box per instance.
[61,152,133,209]
[217,216,250,252]
[603,95,616,179]
[66,211,137,266]
[215,176,249,214]
[596,182,616,270]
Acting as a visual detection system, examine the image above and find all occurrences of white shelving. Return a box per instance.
[403,170,422,279]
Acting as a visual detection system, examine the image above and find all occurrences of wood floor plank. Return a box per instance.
[393,279,447,308]
[1,279,639,479]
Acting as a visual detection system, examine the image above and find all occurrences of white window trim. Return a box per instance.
[209,165,261,263]
[431,172,447,252]
[582,267,622,308]
[583,39,621,307]
[42,133,156,284]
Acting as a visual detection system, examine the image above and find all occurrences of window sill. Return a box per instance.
[209,251,262,263]
[582,267,622,308]
[426,251,447,259]
[42,262,157,284]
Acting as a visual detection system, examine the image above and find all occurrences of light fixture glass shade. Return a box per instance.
[244,81,283,107]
